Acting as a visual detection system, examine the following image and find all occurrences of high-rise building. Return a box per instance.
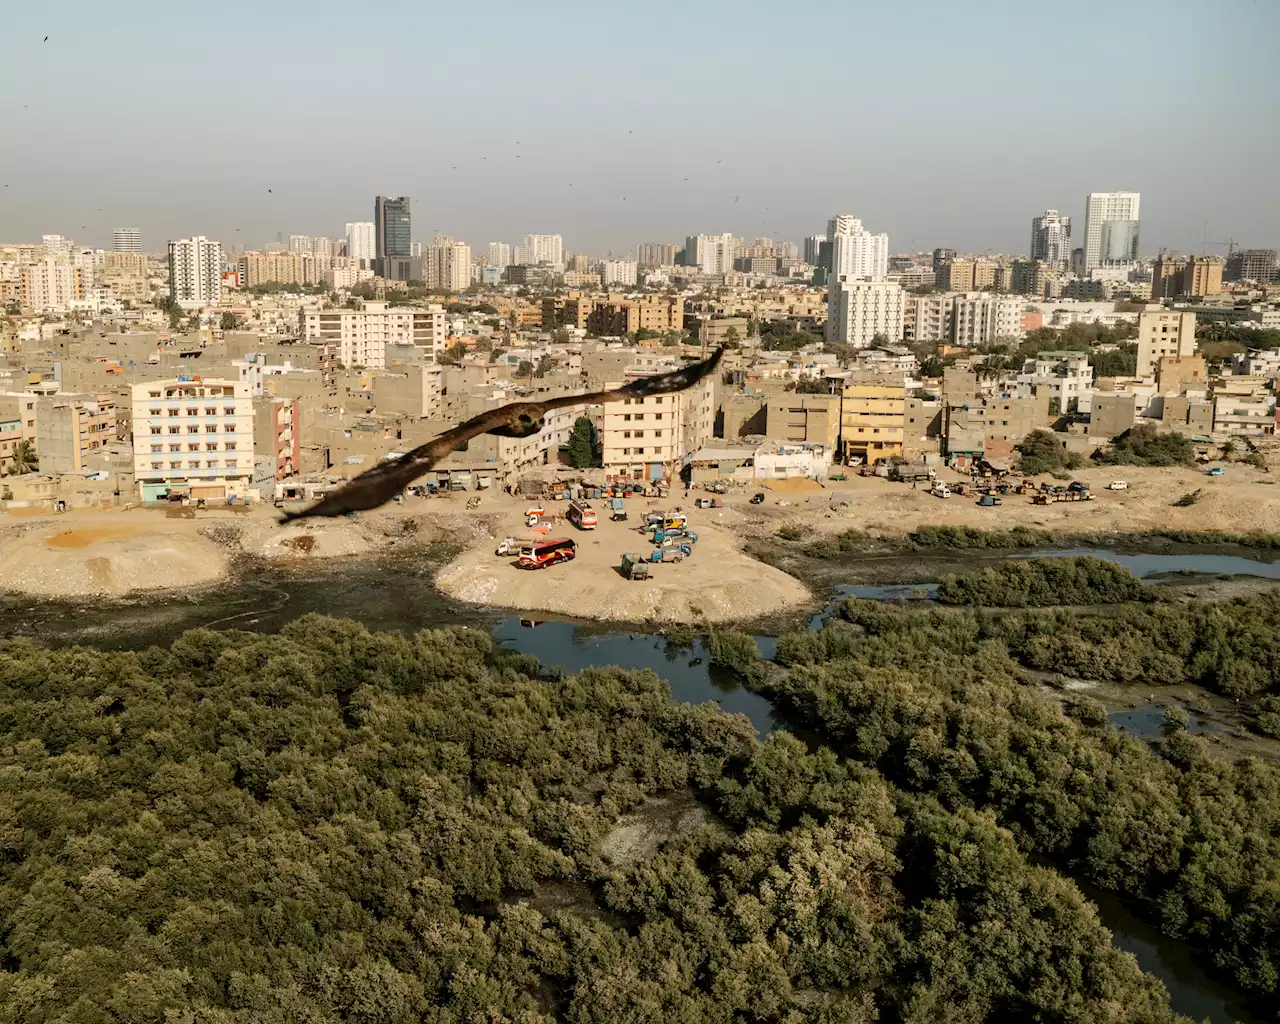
[112,229,142,254]
[345,222,376,266]
[932,248,956,273]
[486,242,512,268]
[826,278,904,348]
[299,301,447,367]
[828,217,888,282]
[20,258,83,311]
[636,242,678,268]
[289,235,313,253]
[168,236,222,308]
[803,235,826,266]
[41,235,72,260]
[374,196,412,262]
[516,234,564,266]
[1225,249,1277,284]
[1083,192,1140,271]
[601,260,638,287]
[684,233,736,275]
[410,242,422,259]
[424,236,471,292]
[1030,210,1071,271]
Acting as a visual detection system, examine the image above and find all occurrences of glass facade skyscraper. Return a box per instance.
[374,196,411,260]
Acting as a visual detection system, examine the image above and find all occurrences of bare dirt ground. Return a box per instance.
[0,462,1274,606]
[731,463,1280,541]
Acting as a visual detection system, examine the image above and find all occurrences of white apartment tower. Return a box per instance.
[345,222,376,266]
[828,216,888,282]
[486,242,512,268]
[601,260,638,287]
[1083,192,1140,271]
[299,301,447,369]
[516,234,563,266]
[167,236,223,308]
[1030,210,1071,271]
[112,229,142,253]
[826,278,904,348]
[424,237,472,292]
[684,233,736,275]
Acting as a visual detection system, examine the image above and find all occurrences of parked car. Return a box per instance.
[1108,481,1129,490]
[931,483,952,499]
[1207,467,1225,476]
[978,494,1002,506]
[1068,481,1087,492]
[749,493,765,504]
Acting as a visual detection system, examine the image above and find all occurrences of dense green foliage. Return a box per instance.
[1017,430,1084,475]
[803,528,871,557]
[566,417,598,469]
[907,525,1055,549]
[769,598,1280,1000]
[935,556,1152,607]
[1096,425,1196,466]
[0,618,1193,1023]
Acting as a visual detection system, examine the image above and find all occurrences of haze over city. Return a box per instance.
[3,0,1278,255]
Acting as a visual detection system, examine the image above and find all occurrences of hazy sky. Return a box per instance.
[2,0,1277,258]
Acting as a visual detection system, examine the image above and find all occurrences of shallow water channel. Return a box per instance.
[2,546,1276,1021]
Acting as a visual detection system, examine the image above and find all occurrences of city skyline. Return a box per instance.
[2,1,1277,256]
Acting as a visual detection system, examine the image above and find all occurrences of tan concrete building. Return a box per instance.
[131,378,255,502]
[1156,355,1206,394]
[1089,393,1138,438]
[298,302,446,369]
[720,393,768,438]
[600,363,714,481]
[1182,257,1223,298]
[34,395,118,474]
[252,396,300,481]
[944,393,1050,465]
[840,382,905,464]
[542,293,684,336]
[1136,310,1197,378]
[765,393,840,448]
[372,364,444,417]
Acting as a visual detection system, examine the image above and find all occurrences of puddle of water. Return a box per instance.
[1108,702,1229,740]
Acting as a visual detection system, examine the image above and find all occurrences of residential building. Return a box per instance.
[826,278,904,348]
[1017,352,1093,413]
[945,393,1050,465]
[1151,252,1185,299]
[345,222,376,266]
[1182,257,1223,297]
[932,248,956,273]
[112,228,142,253]
[1136,310,1197,378]
[423,236,471,292]
[252,395,300,481]
[236,251,331,287]
[907,292,953,344]
[516,234,564,266]
[636,242,678,268]
[951,293,1025,346]
[35,395,117,474]
[600,364,713,481]
[1083,191,1140,271]
[289,235,314,253]
[374,196,412,274]
[543,294,683,335]
[1213,395,1277,436]
[168,236,222,308]
[130,378,254,502]
[765,393,840,448]
[803,235,826,267]
[601,259,638,287]
[486,242,512,268]
[1156,355,1206,394]
[1030,210,1070,271]
[840,383,905,464]
[20,258,82,311]
[828,217,888,282]
[371,364,444,417]
[1225,249,1277,284]
[0,411,24,476]
[298,301,447,369]
[684,233,736,275]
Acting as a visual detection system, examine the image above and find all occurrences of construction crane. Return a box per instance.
[1200,222,1237,258]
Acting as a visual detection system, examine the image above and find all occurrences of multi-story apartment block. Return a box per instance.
[636,243,678,268]
[298,301,446,369]
[35,395,117,474]
[112,228,142,253]
[1225,249,1277,284]
[130,378,254,502]
[826,278,904,348]
[951,293,1025,346]
[600,364,714,480]
[1030,211,1071,271]
[168,236,222,308]
[684,233,736,275]
[828,216,888,282]
[1136,310,1197,378]
[601,259,638,287]
[515,234,563,266]
[423,237,471,292]
[840,383,906,465]
[345,222,376,265]
[20,258,82,311]
[252,395,300,481]
[485,242,512,268]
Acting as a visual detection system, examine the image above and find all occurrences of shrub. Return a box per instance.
[908,525,1055,550]
[1096,424,1195,467]
[1172,489,1203,507]
[776,523,812,541]
[935,556,1150,607]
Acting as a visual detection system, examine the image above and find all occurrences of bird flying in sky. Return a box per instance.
[281,349,725,523]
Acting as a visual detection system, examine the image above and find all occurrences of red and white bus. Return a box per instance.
[567,500,597,530]
[518,537,578,569]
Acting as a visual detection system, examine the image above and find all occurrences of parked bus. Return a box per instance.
[567,500,598,530]
[518,537,577,570]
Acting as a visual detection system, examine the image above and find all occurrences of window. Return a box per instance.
[168,426,179,435]
[151,461,163,470]
[148,391,161,399]
[634,413,644,421]
[186,407,198,416]
[205,443,217,451]
[224,407,235,416]
[623,414,631,421]
[150,445,162,453]
[655,413,663,420]
[623,431,631,438]
[149,407,161,416]
[224,424,236,432]
[655,430,663,437]
[150,426,161,435]
[188,426,199,434]
[168,408,179,416]
[225,442,236,451]
[622,448,630,455]
[655,397,663,404]
[636,447,645,455]
[205,407,217,416]
[169,444,180,452]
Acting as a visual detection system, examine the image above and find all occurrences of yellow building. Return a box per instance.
[840,383,905,464]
